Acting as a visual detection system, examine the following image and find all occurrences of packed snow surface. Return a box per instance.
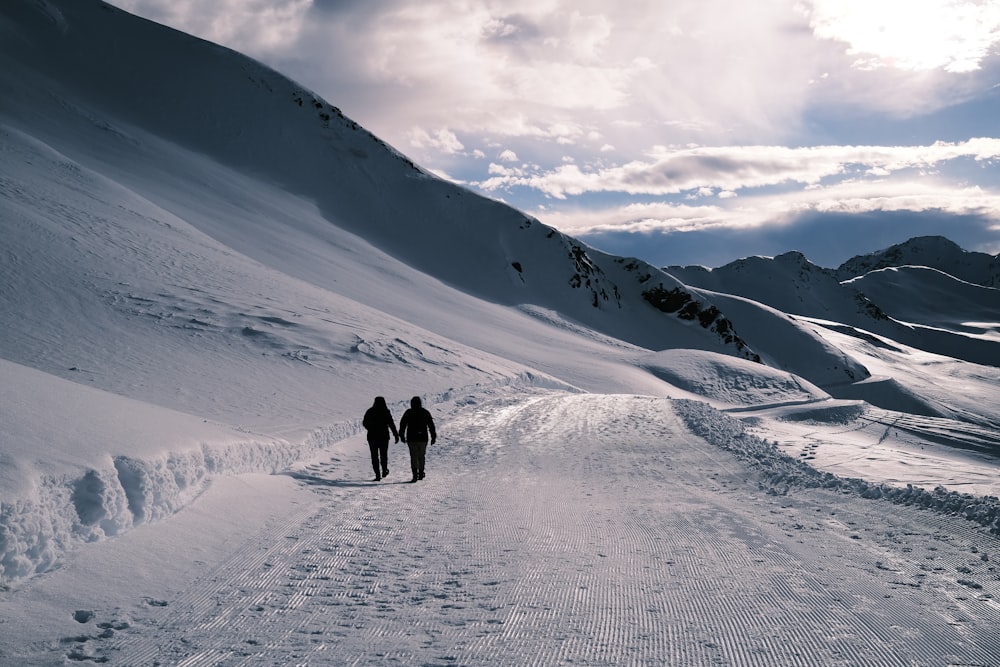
[3,391,999,665]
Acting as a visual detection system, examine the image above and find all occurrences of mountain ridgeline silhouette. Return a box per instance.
[1,0,996,413]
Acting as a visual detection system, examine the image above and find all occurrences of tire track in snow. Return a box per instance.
[104,392,999,665]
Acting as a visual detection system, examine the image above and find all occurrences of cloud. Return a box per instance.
[534,176,1000,266]
[110,0,1000,163]
[408,127,465,155]
[805,0,1000,73]
[478,139,1000,198]
[576,208,1000,269]
[112,0,312,54]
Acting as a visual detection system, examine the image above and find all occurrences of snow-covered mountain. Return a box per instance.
[836,235,1000,287]
[2,2,1000,663]
[0,0,771,366]
[665,240,1000,369]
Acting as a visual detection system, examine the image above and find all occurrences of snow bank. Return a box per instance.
[0,360,357,586]
[0,428,362,586]
[673,399,1000,535]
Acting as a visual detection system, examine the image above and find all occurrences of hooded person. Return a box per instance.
[398,396,437,482]
[362,396,399,481]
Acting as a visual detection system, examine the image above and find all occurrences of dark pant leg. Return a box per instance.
[368,439,388,476]
[408,440,427,478]
[406,442,418,477]
[377,443,389,474]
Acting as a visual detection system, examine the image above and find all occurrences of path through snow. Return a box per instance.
[22,392,1000,665]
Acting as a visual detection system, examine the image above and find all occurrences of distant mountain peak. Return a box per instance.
[774,250,810,263]
[836,235,999,287]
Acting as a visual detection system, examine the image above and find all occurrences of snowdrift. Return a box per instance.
[641,349,828,408]
[673,400,1000,535]
[0,359,356,582]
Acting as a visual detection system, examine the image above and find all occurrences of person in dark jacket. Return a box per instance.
[362,396,399,481]
[399,396,436,483]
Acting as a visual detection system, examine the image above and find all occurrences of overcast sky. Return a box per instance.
[108,0,1000,267]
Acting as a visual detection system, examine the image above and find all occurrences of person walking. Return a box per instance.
[399,396,436,483]
[362,396,398,481]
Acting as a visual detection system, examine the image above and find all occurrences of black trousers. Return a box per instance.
[406,440,428,478]
[368,439,389,475]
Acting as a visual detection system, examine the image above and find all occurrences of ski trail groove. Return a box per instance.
[104,392,999,665]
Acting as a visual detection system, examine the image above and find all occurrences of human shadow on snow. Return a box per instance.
[279,470,409,488]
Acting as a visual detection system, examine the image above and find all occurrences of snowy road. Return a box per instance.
[42,393,1000,665]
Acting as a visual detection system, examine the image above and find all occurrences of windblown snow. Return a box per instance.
[1,0,999,664]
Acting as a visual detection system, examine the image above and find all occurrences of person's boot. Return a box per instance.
[373,472,381,481]
[382,467,389,478]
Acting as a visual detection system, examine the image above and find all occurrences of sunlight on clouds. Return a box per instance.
[807,0,1000,73]
[479,139,1000,198]
[502,62,631,110]
[537,179,1000,241]
[548,11,614,62]
[804,181,1000,218]
[538,201,731,234]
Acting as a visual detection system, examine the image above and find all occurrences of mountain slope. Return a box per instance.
[0,0,881,398]
[845,266,1000,339]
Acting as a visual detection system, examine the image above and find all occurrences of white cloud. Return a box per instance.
[536,178,1000,240]
[110,0,1000,168]
[498,149,519,162]
[477,139,1000,198]
[537,201,731,235]
[408,127,465,154]
[806,0,1000,73]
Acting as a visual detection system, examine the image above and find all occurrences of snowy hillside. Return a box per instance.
[0,0,773,366]
[2,1,1000,664]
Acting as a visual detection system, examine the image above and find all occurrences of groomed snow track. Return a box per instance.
[67,393,1000,665]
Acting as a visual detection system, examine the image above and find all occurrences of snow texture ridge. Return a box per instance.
[0,429,350,584]
[674,399,1000,535]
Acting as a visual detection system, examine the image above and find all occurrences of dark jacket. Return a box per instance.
[399,397,436,444]
[363,398,398,444]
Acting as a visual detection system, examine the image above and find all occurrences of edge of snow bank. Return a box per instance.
[0,426,354,586]
[673,399,1000,536]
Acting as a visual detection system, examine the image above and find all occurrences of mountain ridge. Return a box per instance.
[836,235,1000,287]
[664,236,1000,368]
